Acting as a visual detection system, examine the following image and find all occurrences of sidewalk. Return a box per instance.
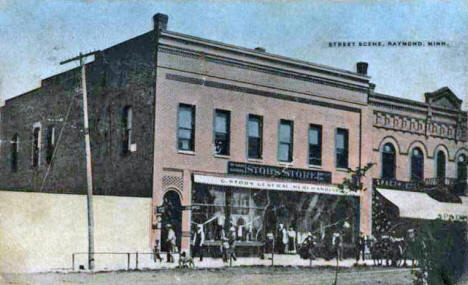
[69,252,417,272]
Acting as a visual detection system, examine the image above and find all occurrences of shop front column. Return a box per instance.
[181,169,192,253]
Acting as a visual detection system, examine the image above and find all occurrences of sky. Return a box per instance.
[0,0,467,107]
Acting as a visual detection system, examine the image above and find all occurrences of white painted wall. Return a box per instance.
[0,191,152,273]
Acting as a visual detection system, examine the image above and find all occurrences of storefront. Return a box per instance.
[190,162,361,256]
[372,178,468,236]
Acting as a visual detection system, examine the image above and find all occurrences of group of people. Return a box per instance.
[353,228,418,267]
[154,222,418,267]
[192,223,238,263]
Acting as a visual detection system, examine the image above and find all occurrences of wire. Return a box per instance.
[39,91,77,192]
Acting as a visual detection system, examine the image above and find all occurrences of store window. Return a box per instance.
[191,184,358,247]
[122,106,133,154]
[436,150,446,179]
[247,115,263,159]
[191,184,266,242]
[177,104,195,151]
[308,125,322,166]
[32,126,41,167]
[10,134,18,172]
[411,148,424,181]
[214,110,230,155]
[335,128,349,169]
[381,143,396,179]
[45,125,56,164]
[278,120,293,162]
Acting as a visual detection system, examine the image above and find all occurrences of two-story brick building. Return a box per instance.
[0,13,466,260]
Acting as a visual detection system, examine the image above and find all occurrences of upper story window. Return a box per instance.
[278,120,293,163]
[214,110,230,155]
[410,147,424,181]
[32,125,41,167]
[381,143,396,179]
[45,125,56,164]
[10,134,18,172]
[122,106,133,154]
[247,114,263,159]
[436,150,446,179]
[457,154,467,181]
[456,154,467,195]
[308,124,322,166]
[177,104,195,151]
[335,128,349,169]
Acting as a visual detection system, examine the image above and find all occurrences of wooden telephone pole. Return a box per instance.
[61,51,97,270]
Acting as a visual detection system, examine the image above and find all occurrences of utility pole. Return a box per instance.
[61,51,97,270]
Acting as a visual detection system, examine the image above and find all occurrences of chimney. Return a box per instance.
[254,47,266,53]
[153,13,168,30]
[356,62,368,75]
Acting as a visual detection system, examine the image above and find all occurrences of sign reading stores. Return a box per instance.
[228,161,332,184]
[193,174,359,196]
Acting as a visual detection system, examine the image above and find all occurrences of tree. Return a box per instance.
[410,218,467,285]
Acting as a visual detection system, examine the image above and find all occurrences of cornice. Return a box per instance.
[159,45,369,94]
[160,30,370,84]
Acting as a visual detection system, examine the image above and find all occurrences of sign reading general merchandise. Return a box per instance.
[228,161,332,184]
[193,174,359,196]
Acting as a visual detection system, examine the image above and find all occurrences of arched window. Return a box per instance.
[32,127,41,167]
[122,106,133,154]
[436,150,446,179]
[411,147,424,181]
[381,143,396,179]
[456,154,467,195]
[10,134,18,172]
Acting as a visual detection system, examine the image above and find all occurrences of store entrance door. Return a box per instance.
[161,190,183,251]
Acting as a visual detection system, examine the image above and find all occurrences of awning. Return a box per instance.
[194,174,360,196]
[376,188,468,221]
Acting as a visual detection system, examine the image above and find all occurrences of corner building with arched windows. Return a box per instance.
[369,88,468,236]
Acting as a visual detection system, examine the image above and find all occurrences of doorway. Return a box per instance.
[160,190,183,251]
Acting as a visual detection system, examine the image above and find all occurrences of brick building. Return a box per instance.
[0,13,466,256]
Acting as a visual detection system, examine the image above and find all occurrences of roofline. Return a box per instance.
[370,92,467,115]
[4,87,42,104]
[160,30,370,83]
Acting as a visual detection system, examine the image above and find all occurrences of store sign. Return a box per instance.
[194,174,359,196]
[227,161,332,183]
[438,214,467,222]
[373,178,421,191]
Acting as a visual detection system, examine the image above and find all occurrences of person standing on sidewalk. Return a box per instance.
[355,231,366,264]
[278,224,288,254]
[166,224,177,263]
[332,230,344,261]
[227,226,238,261]
[192,224,205,261]
[153,239,163,262]
[287,226,296,253]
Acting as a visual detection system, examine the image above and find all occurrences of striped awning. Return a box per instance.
[376,188,468,221]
